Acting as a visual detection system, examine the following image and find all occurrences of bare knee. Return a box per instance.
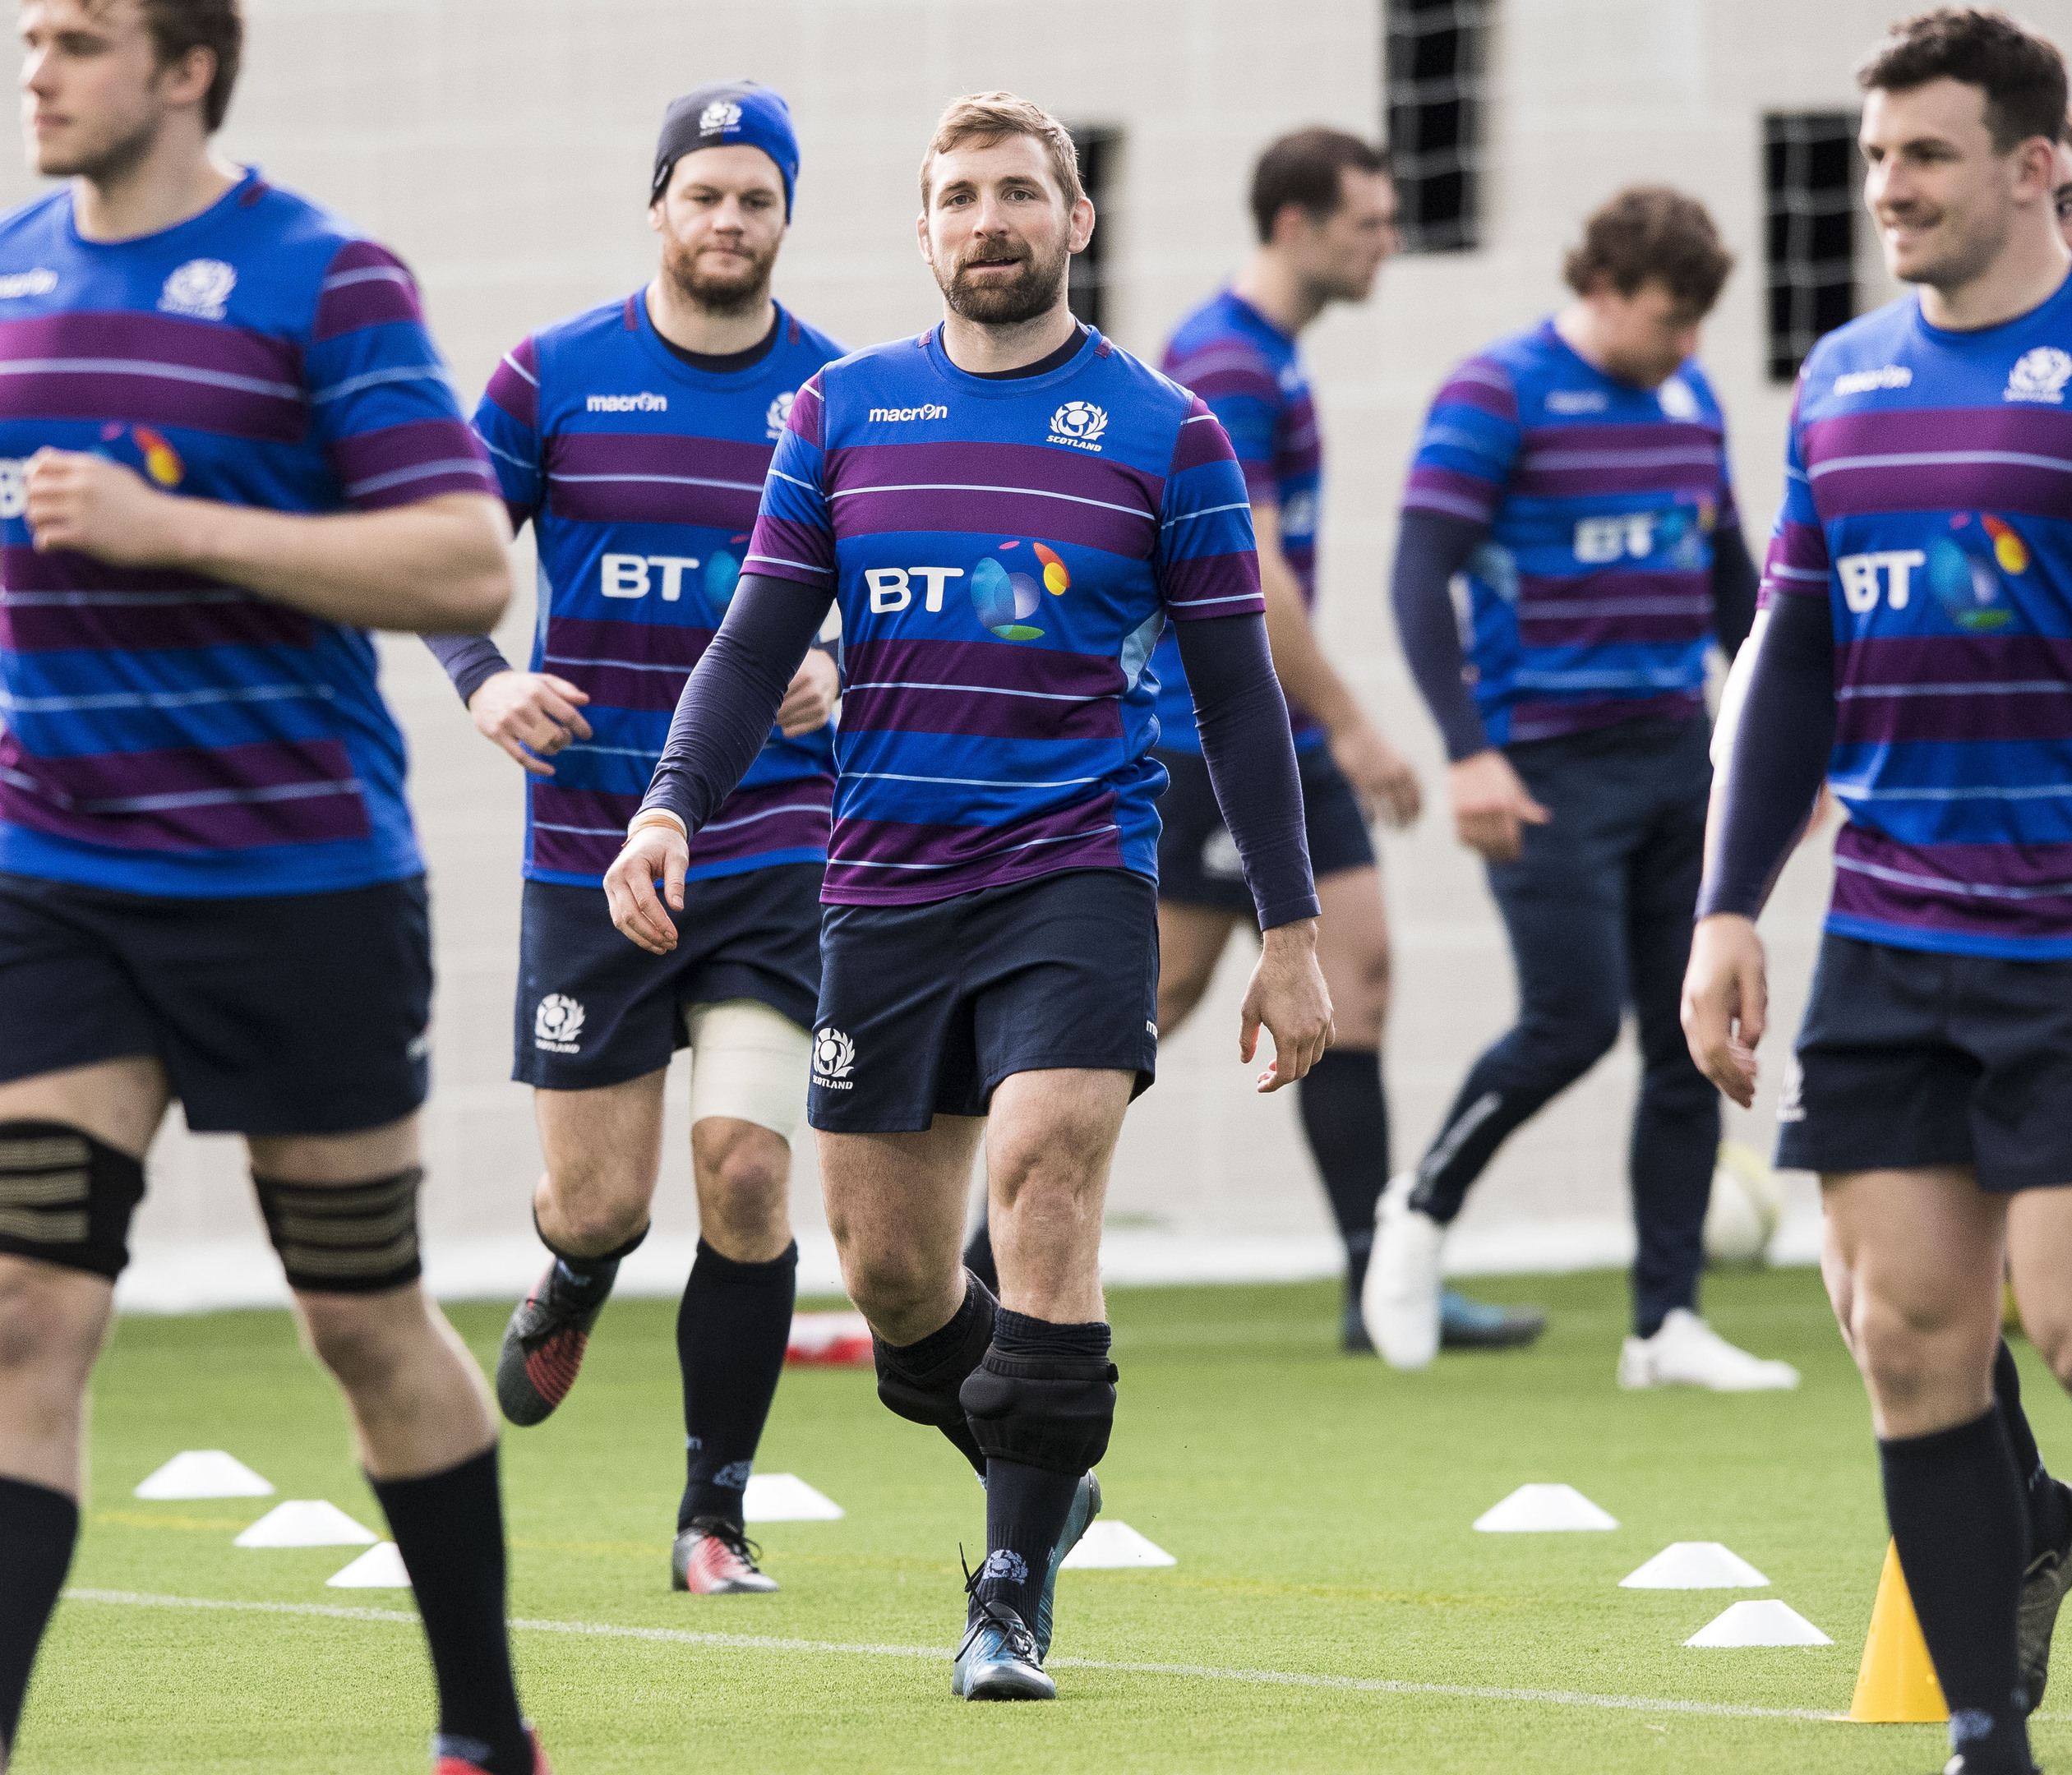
[694,1120,791,1263]
[0,1260,108,1396]
[1327,942,1392,1049]
[298,1287,428,1395]
[1850,1290,1993,1424]
[536,1159,653,1255]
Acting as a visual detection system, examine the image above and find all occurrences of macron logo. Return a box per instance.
[1832,365,1913,397]
[0,269,56,300]
[869,403,948,422]
[587,393,667,413]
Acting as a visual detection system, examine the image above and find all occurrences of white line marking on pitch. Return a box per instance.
[58,1588,1976,1726]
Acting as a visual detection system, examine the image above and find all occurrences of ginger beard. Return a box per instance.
[933,229,1072,326]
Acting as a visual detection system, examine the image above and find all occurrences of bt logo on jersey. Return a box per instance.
[602,554,700,600]
[865,566,965,612]
[1836,550,1927,613]
[1574,514,1661,563]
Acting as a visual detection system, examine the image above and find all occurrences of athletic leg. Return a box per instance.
[0,1059,165,1764]
[1155,901,1241,1038]
[1825,1165,2033,1771]
[257,1115,532,1775]
[496,1073,666,1425]
[2003,1189,2072,1707]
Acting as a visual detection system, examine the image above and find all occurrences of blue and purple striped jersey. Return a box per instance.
[0,169,497,897]
[1402,319,1738,746]
[474,295,841,888]
[1765,275,2072,961]
[744,324,1263,904]
[1151,288,1324,754]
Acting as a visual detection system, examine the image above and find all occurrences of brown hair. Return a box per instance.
[919,92,1083,211]
[1249,128,1391,243]
[1562,186,1734,314]
[1857,8,2066,152]
[128,0,243,132]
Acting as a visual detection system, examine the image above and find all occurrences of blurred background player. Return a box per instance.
[607,90,1333,1701]
[426,82,842,1597]
[1688,16,2072,1763]
[0,2,542,1771]
[1376,187,1794,1391]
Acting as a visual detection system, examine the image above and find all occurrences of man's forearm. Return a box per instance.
[1258,549,1361,734]
[423,634,512,708]
[1390,509,1491,762]
[167,491,513,633]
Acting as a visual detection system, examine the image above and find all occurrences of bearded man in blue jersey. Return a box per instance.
[607,91,1333,1702]
[426,82,843,1599]
[0,2,543,1771]
[1689,14,2072,1768]
[1373,187,1793,1392]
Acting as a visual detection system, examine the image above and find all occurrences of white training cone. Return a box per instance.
[1060,1520,1176,1570]
[742,1473,844,1522]
[1685,1599,1832,1647]
[1473,1483,1619,1532]
[233,1500,378,1548]
[134,1450,274,1500]
[1621,1542,1770,1589]
[326,1542,411,1588]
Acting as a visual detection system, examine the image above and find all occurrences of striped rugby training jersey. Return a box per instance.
[1767,272,2072,961]
[475,296,841,888]
[1403,319,1738,746]
[1151,288,1324,754]
[0,168,496,898]
[744,323,1263,905]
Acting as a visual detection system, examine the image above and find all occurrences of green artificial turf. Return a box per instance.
[21,1267,2064,1773]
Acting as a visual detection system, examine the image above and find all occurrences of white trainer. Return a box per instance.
[1617,1308,1801,1392]
[1366,1172,1445,1371]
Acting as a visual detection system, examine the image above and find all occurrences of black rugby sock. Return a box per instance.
[1880,1409,2034,1772]
[1995,1339,2072,1559]
[972,1313,1111,1631]
[536,1212,644,1314]
[0,1478,77,1753]
[369,1446,531,1775]
[1298,1049,1390,1305]
[677,1238,797,1530]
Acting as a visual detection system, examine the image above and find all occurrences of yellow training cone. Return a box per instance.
[1849,1541,1947,1722]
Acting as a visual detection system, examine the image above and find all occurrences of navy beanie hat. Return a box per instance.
[651,81,800,217]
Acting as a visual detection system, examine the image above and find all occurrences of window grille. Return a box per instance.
[1384,0,1487,252]
[1067,126,1123,331]
[1765,113,1857,381]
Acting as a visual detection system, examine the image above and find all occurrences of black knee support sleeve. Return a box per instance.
[959,1346,1119,1477]
[874,1269,997,1430]
[255,1167,422,1294]
[0,1123,145,1280]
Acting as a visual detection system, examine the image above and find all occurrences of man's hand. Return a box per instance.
[775,648,839,737]
[468,671,593,775]
[1239,918,1335,1092]
[24,450,194,566]
[1330,717,1422,829]
[603,819,689,956]
[1681,913,1767,1109]
[1448,749,1551,862]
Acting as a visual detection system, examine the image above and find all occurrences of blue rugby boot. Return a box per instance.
[1032,1470,1101,1662]
[953,1568,1054,1703]
[1440,1289,1548,1351]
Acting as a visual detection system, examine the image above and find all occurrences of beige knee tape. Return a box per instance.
[683,998,812,1141]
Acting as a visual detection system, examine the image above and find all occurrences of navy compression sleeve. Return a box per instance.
[639,574,832,833]
[1710,523,1759,659]
[1172,612,1320,929]
[423,633,512,709]
[1389,509,1491,762]
[1694,592,1835,922]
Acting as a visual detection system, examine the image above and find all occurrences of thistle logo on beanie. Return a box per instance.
[652,80,801,217]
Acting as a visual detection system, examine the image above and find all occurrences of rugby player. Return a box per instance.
[0,2,541,1770]
[1687,14,2072,1763]
[426,81,842,1597]
[1376,187,1795,1390]
[607,91,1332,1700]
[1148,126,1539,1357]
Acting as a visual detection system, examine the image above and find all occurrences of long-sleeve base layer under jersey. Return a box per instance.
[641,576,1317,929]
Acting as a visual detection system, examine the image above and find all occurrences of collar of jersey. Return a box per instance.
[1216,287,1296,352]
[1534,315,1691,408]
[1907,263,2072,348]
[630,289,796,392]
[921,321,1101,398]
[65,164,259,253]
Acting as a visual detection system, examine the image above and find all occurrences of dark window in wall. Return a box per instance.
[1765,113,1857,382]
[1385,0,1487,252]
[1067,126,1122,331]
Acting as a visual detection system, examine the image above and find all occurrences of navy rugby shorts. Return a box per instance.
[807,867,1160,1133]
[515,863,822,1090]
[1775,931,2072,1190]
[1155,745,1373,914]
[0,870,430,1135]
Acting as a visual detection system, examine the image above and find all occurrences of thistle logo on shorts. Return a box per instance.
[159,258,236,320]
[813,1026,856,1089]
[1049,400,1107,451]
[1776,1055,1806,1124]
[534,994,586,1054]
